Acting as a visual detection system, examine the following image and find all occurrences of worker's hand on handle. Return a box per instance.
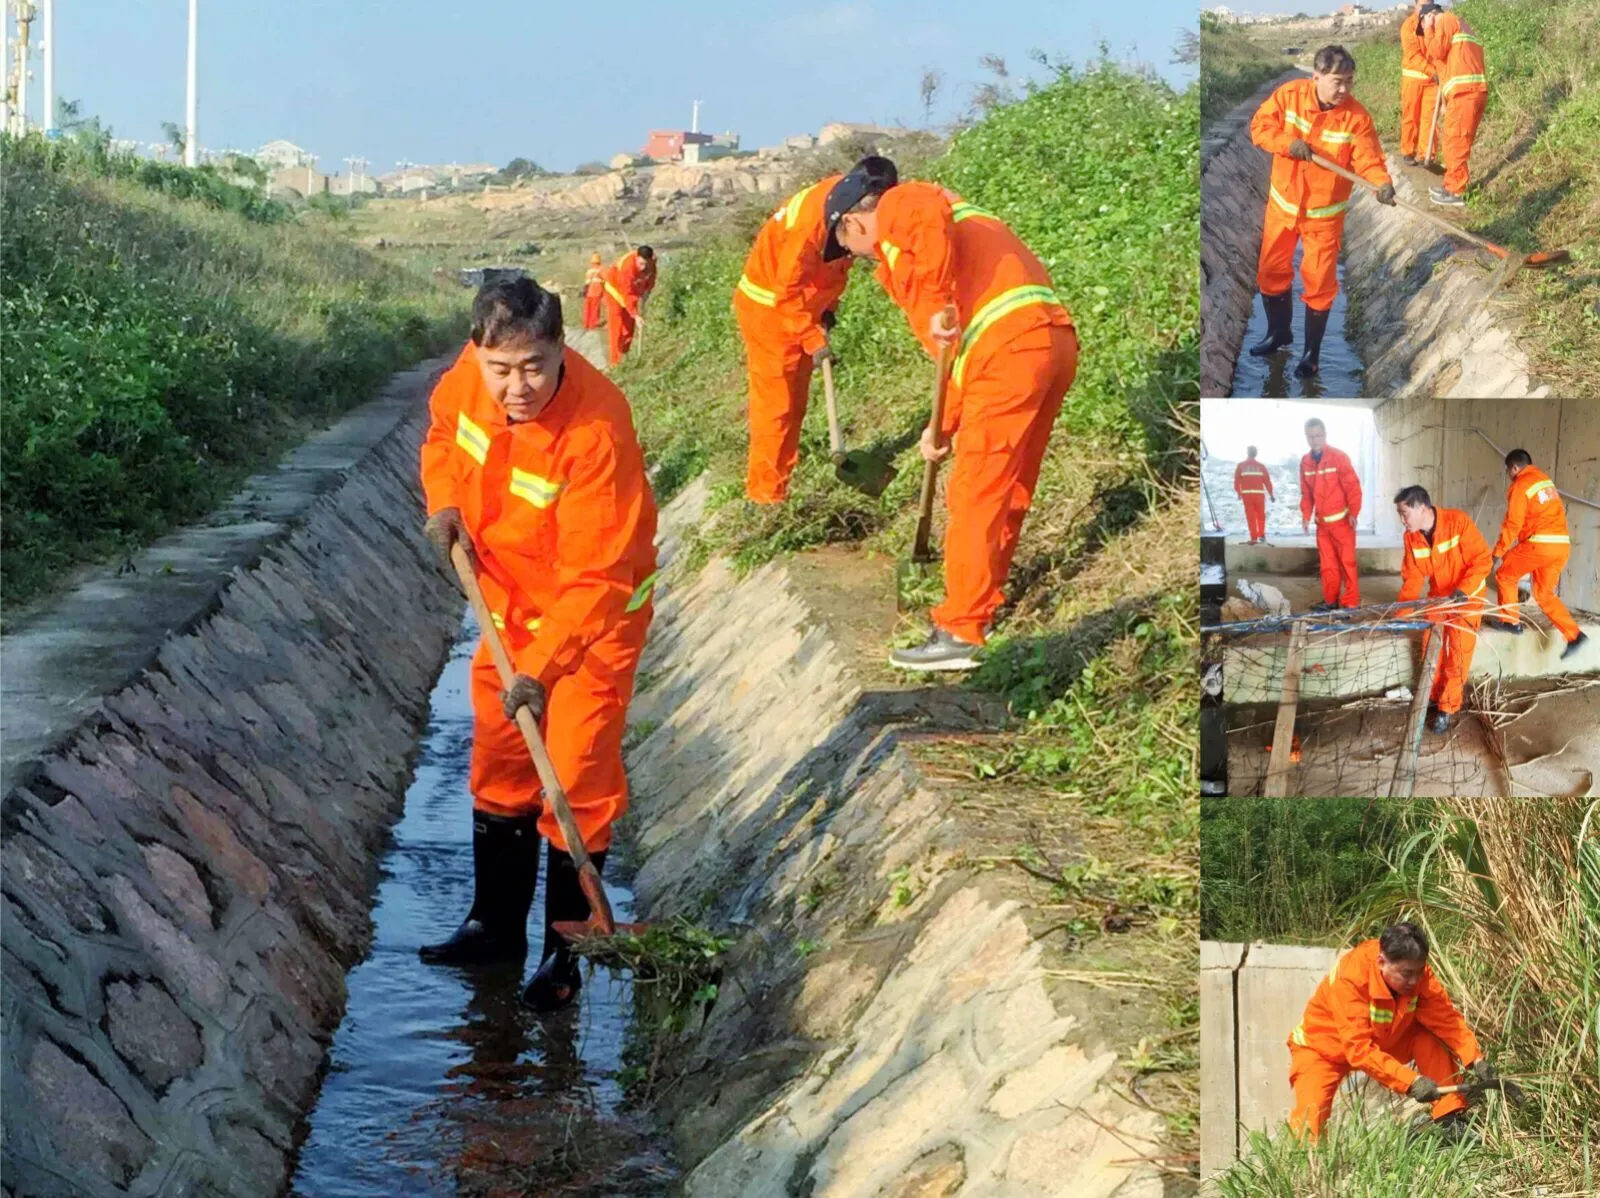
[928,305,960,347]
[1302,518,1311,535]
[812,340,833,369]
[1408,1075,1443,1104]
[500,673,547,723]
[919,424,952,464]
[424,507,477,575]
[1468,1058,1495,1085]
[1375,183,1397,206]
[1287,138,1314,162]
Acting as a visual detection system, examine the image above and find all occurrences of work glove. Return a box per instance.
[1468,1058,1495,1084]
[820,309,837,332]
[1408,1075,1442,1104]
[501,673,547,723]
[1450,589,1469,602]
[1287,138,1314,161]
[423,507,476,573]
[1376,183,1397,206]
[812,341,832,368]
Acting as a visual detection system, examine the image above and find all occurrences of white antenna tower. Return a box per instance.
[5,1,37,137]
[691,98,700,134]
[343,154,368,194]
[40,0,52,134]
[184,0,197,166]
[2,0,10,134]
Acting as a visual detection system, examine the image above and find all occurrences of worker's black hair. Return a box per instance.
[637,245,655,261]
[1304,418,1326,432]
[1247,445,1258,457]
[1313,45,1357,75]
[470,276,563,348]
[1379,922,1429,962]
[1505,448,1533,471]
[1394,485,1432,509]
[1418,3,1443,16]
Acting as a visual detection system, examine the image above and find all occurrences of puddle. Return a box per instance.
[1229,246,1365,398]
[289,621,677,1197]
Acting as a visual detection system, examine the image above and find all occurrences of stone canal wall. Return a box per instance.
[0,367,460,1196]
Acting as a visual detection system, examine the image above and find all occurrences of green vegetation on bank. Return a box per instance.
[0,133,468,613]
[1200,13,1295,124]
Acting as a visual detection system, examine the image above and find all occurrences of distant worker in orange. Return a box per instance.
[1234,445,1275,544]
[1398,0,1440,165]
[1289,923,1490,1144]
[1395,485,1492,735]
[1420,3,1487,207]
[1299,418,1362,611]
[1247,46,1395,378]
[829,157,1078,671]
[417,277,659,1011]
[1485,449,1587,658]
[582,252,605,330]
[734,169,855,504]
[602,245,656,366]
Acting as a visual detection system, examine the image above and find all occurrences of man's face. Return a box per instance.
[475,335,562,423]
[1305,425,1327,454]
[836,208,880,258]
[1313,69,1355,106]
[1397,502,1432,533]
[1378,953,1426,995]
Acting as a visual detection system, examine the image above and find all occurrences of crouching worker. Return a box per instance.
[1290,923,1492,1145]
[417,276,659,1011]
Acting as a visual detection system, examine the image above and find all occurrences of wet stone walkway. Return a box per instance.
[289,622,676,1197]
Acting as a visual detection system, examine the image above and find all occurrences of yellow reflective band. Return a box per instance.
[1292,1024,1308,1047]
[1525,479,1555,499]
[1312,468,1340,476]
[880,240,901,270]
[1407,996,1419,1012]
[951,200,1000,223]
[1319,131,1354,144]
[1321,508,1348,523]
[456,413,490,465]
[953,284,1065,385]
[603,280,630,308]
[1270,184,1347,220]
[1451,33,1482,45]
[1307,198,1350,219]
[490,612,505,629]
[736,274,777,307]
[1442,74,1487,95]
[1240,489,1267,495]
[626,569,659,614]
[1468,581,1486,598]
[1402,68,1432,80]
[1269,184,1301,217]
[785,183,818,230]
[1369,1005,1395,1024]
[1528,534,1570,544]
[1284,110,1313,134]
[1436,534,1461,553]
[1413,545,1432,558]
[509,467,562,509]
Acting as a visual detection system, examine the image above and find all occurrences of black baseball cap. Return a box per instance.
[822,156,899,261]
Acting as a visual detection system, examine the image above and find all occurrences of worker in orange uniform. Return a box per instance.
[1289,923,1491,1144]
[417,277,659,1011]
[1485,449,1588,659]
[1247,46,1395,378]
[1420,3,1487,206]
[828,157,1077,671]
[734,170,855,504]
[1398,0,1440,165]
[1234,445,1275,544]
[582,252,605,330]
[602,245,656,366]
[1395,484,1492,734]
[1299,418,1362,611]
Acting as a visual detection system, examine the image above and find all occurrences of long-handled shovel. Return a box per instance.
[896,333,954,608]
[1310,151,1571,289]
[448,542,643,943]
[1423,88,1443,166]
[1437,1077,1530,1108]
[821,356,898,498]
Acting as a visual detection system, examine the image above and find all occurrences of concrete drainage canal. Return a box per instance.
[1202,72,1550,400]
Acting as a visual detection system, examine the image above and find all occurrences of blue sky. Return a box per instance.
[32,0,1197,174]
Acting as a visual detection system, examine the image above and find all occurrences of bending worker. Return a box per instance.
[1247,45,1394,378]
[602,245,656,366]
[1398,0,1440,165]
[418,276,658,1011]
[1299,418,1361,611]
[1421,3,1487,207]
[827,156,1077,672]
[1290,922,1492,1144]
[1234,445,1275,544]
[1486,449,1588,659]
[1395,484,1491,735]
[734,169,854,504]
[582,252,605,331]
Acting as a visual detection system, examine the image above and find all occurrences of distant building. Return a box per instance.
[256,139,317,170]
[644,129,713,161]
[272,165,328,197]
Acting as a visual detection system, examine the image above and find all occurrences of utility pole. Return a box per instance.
[2,0,11,134]
[184,0,197,165]
[691,98,700,134]
[343,154,367,195]
[40,0,50,135]
[9,0,35,136]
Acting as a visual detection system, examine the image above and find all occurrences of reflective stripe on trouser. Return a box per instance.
[736,305,814,504]
[930,322,1078,645]
[1427,600,1483,714]
[468,604,651,853]
[1399,77,1438,158]
[1289,1029,1468,1141]
[1496,541,1580,642]
[1315,519,1359,608]
[1244,494,1267,541]
[1258,203,1344,312]
[583,291,602,330]
[1442,89,1487,195]
[604,293,637,365]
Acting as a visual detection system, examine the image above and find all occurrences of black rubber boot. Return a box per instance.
[521,844,608,1012]
[1482,617,1523,634]
[1294,305,1330,377]
[1428,709,1456,736]
[1247,291,1295,356]
[1563,631,1590,660]
[419,811,539,965]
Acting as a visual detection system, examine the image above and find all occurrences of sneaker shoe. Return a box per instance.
[1401,154,1418,166]
[888,628,982,672]
[1308,600,1338,614]
[1430,186,1465,207]
[1563,631,1590,660]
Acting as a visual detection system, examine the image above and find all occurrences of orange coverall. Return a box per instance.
[1426,13,1488,195]
[1399,507,1492,715]
[1492,466,1579,642]
[420,343,659,853]
[1399,14,1440,159]
[871,181,1077,645]
[1298,445,1362,607]
[733,174,853,503]
[582,258,604,330]
[1234,458,1275,541]
[1288,939,1480,1139]
[603,250,656,366]
[1250,78,1391,311]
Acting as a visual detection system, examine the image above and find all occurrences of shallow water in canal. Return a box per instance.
[1230,249,1365,399]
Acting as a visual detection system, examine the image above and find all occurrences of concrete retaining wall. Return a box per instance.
[0,372,460,1196]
